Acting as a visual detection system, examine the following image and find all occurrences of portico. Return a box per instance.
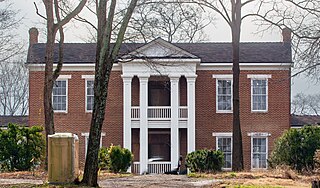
[120,38,199,174]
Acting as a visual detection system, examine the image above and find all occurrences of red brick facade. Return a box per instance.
[29,68,290,169]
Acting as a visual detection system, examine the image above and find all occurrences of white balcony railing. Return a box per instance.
[132,161,171,174]
[148,106,171,120]
[131,106,188,120]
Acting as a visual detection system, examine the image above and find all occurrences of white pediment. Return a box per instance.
[125,38,197,58]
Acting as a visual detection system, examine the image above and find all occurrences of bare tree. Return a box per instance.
[0,0,24,62]
[250,0,320,80]
[74,1,212,43]
[81,0,138,186]
[0,61,28,116]
[125,3,212,42]
[34,0,87,166]
[292,93,320,115]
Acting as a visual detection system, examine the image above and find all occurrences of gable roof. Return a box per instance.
[27,41,292,64]
[291,114,320,128]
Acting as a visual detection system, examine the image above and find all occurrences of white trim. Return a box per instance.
[81,132,106,158]
[249,135,269,170]
[81,75,95,79]
[57,75,72,80]
[212,132,233,137]
[52,79,69,113]
[215,77,233,113]
[212,74,233,79]
[250,78,269,113]
[27,63,122,72]
[247,74,272,79]
[120,58,201,64]
[247,132,271,137]
[197,63,291,71]
[85,79,94,113]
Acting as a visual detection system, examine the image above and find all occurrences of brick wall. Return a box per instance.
[195,69,291,169]
[29,68,290,170]
[29,70,123,166]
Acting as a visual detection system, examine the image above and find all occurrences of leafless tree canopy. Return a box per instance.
[0,62,28,116]
[0,0,24,62]
[251,0,320,80]
[292,93,320,115]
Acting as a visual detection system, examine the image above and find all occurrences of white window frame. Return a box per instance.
[213,75,233,113]
[248,74,271,113]
[248,132,270,170]
[81,132,105,158]
[213,132,233,170]
[53,75,71,113]
[82,75,94,113]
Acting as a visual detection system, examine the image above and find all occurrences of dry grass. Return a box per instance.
[189,168,320,188]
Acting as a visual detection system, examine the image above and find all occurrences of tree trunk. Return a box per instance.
[43,0,56,168]
[231,0,244,171]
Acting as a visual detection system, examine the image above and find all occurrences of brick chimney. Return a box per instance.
[29,27,39,46]
[282,27,291,43]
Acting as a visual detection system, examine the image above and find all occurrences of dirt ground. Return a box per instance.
[0,170,318,187]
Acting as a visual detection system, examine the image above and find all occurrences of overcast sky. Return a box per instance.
[12,0,320,97]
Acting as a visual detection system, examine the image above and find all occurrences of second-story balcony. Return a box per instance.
[131,106,188,121]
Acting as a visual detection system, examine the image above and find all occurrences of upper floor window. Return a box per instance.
[86,80,94,112]
[248,75,271,112]
[53,80,67,112]
[217,79,232,112]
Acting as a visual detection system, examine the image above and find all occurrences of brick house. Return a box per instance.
[27,27,292,174]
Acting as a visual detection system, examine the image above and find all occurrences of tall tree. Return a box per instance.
[34,0,87,166]
[292,93,320,115]
[190,0,246,171]
[0,0,23,62]
[0,61,28,116]
[81,0,138,186]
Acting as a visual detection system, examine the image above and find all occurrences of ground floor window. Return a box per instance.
[251,137,268,169]
[217,137,232,169]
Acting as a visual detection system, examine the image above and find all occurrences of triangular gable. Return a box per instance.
[123,38,198,59]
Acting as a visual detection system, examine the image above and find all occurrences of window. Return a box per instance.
[53,80,67,112]
[217,79,232,112]
[86,80,94,112]
[252,80,267,111]
[217,137,232,169]
[251,137,268,169]
[248,75,271,112]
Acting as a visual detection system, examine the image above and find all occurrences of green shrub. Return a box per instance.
[269,126,320,171]
[185,149,224,173]
[0,123,45,171]
[98,145,133,173]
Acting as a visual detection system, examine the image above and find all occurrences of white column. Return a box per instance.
[121,76,132,149]
[139,74,149,174]
[187,75,197,154]
[122,75,132,172]
[170,75,180,170]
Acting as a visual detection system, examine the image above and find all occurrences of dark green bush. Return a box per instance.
[185,149,224,173]
[0,123,45,171]
[98,145,133,173]
[269,126,320,171]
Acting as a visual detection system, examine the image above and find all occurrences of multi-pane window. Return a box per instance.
[217,137,232,169]
[217,79,232,112]
[53,80,67,112]
[86,80,94,111]
[252,79,268,111]
[252,137,267,169]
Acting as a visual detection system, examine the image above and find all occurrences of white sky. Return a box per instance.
[12,0,320,97]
